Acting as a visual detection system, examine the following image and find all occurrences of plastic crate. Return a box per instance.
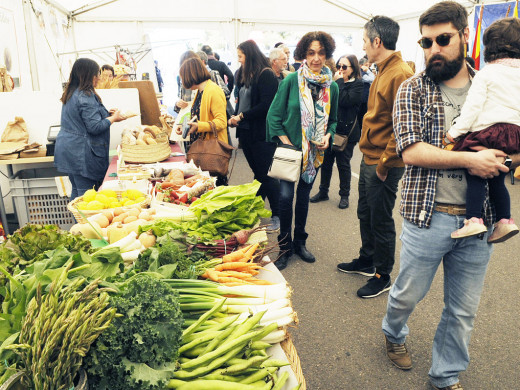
[9,171,76,230]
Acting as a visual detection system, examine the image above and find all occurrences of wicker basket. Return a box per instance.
[121,133,171,164]
[281,333,307,390]
[67,195,150,223]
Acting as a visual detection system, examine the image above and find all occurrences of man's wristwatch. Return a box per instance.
[238,112,244,121]
[504,155,512,169]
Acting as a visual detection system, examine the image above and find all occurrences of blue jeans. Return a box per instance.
[382,211,493,388]
[69,174,103,200]
[278,176,315,245]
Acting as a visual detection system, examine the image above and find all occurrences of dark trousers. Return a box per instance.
[319,142,356,198]
[241,136,280,217]
[466,170,510,220]
[357,160,404,275]
[69,174,103,200]
[278,176,315,247]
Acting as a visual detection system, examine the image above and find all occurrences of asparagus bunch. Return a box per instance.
[8,263,116,390]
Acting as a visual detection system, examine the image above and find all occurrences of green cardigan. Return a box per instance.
[266,71,338,149]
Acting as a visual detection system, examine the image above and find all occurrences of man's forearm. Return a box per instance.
[402,142,509,179]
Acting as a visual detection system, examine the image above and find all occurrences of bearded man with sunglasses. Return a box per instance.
[381,2,515,390]
[337,16,413,299]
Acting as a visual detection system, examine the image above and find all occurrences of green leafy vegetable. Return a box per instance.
[134,235,217,279]
[140,181,271,240]
[0,224,92,300]
[84,274,184,390]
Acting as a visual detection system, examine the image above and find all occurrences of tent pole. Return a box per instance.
[22,0,40,91]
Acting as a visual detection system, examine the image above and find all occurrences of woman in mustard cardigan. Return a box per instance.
[178,57,229,185]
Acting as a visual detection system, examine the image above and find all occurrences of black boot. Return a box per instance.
[276,233,293,271]
[293,240,316,263]
[275,252,291,271]
[338,196,349,209]
[310,190,329,203]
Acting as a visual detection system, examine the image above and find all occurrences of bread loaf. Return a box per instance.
[166,169,185,186]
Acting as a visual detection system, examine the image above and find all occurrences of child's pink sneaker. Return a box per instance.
[488,218,519,243]
[451,217,487,239]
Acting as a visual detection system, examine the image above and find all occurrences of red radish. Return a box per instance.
[231,226,264,245]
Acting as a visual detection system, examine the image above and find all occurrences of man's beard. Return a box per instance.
[425,43,465,83]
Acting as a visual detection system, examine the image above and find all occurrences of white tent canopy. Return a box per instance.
[5,0,494,102]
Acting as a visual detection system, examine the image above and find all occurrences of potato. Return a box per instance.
[127,208,140,217]
[113,207,125,217]
[123,215,138,224]
[101,209,114,223]
[138,211,152,221]
[113,212,130,223]
[88,214,110,229]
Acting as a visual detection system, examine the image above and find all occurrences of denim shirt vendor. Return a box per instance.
[54,58,125,199]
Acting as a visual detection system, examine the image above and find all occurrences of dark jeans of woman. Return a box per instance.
[466,170,510,220]
[241,136,280,217]
[278,175,316,250]
[318,142,355,198]
[69,174,103,200]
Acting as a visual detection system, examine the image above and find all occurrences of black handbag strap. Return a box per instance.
[345,116,358,138]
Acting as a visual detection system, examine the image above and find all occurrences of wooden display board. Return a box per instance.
[118,80,161,127]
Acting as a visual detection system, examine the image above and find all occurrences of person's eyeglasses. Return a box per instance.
[338,65,351,70]
[417,28,464,49]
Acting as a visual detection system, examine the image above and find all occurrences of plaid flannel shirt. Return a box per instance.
[393,67,495,228]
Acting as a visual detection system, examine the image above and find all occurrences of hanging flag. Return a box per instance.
[514,0,519,18]
[472,5,484,70]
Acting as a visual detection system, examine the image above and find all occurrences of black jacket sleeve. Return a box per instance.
[220,62,235,93]
[338,78,363,109]
[243,69,278,121]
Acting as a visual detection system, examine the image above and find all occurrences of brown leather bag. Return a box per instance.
[187,121,234,176]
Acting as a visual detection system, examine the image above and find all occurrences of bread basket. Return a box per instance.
[121,132,171,164]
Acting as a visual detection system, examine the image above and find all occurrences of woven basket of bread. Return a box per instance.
[121,125,171,163]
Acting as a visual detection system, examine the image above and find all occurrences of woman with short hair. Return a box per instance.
[266,31,339,270]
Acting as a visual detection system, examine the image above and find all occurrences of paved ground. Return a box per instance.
[229,137,520,390]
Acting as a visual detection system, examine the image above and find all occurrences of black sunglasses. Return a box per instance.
[418,28,464,49]
[338,64,351,70]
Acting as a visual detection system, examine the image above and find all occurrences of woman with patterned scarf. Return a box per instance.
[267,31,339,271]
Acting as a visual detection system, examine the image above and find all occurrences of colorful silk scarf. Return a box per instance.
[297,61,332,183]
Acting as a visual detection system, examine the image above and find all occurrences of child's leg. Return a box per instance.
[488,171,510,220]
[465,171,487,219]
[451,170,488,239]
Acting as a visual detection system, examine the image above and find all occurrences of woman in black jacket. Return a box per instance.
[229,40,280,231]
[310,54,363,209]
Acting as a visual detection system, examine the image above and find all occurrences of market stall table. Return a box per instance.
[104,142,185,181]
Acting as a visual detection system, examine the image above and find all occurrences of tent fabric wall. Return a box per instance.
[9,0,508,97]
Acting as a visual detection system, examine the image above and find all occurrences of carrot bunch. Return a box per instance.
[201,243,272,286]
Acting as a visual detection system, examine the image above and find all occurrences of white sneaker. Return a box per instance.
[451,217,487,239]
[488,218,519,243]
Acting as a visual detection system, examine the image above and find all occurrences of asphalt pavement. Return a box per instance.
[228,137,520,390]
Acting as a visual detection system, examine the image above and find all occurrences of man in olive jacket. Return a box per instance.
[338,16,413,299]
